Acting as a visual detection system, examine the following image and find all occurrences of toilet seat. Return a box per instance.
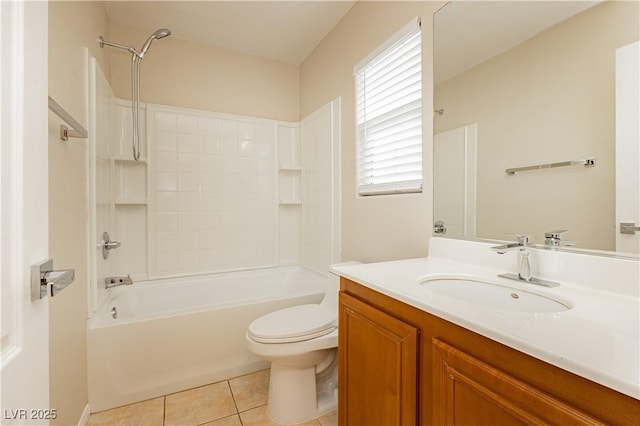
[248,304,336,343]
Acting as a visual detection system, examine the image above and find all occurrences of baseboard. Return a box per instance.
[77,404,91,426]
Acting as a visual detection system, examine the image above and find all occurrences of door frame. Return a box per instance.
[1,0,50,420]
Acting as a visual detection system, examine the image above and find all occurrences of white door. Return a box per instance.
[433,124,477,238]
[1,1,51,424]
[615,41,640,255]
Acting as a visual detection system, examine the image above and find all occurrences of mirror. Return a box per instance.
[433,1,639,255]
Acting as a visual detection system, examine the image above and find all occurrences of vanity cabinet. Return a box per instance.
[432,339,605,425]
[338,278,640,426]
[339,292,418,426]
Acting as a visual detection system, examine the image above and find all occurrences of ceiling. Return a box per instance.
[434,1,601,84]
[103,1,356,65]
[104,1,602,78]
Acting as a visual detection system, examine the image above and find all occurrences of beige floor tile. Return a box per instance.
[228,369,270,412]
[240,405,321,426]
[86,397,164,426]
[202,414,242,425]
[318,409,338,426]
[165,382,237,426]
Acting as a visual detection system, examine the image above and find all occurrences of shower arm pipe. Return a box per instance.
[98,36,142,58]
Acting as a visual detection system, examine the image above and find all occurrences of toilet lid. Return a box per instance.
[248,304,336,343]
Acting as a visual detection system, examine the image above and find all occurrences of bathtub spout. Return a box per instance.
[105,275,134,289]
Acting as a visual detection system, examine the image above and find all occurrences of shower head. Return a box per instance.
[99,27,171,161]
[99,28,171,59]
[140,28,172,57]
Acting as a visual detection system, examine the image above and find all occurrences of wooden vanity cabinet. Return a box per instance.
[339,292,418,426]
[339,278,640,426]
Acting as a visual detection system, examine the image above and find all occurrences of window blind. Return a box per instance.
[355,19,422,196]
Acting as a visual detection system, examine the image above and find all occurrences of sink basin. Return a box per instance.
[420,276,571,313]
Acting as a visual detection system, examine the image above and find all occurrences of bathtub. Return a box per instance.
[87,266,326,412]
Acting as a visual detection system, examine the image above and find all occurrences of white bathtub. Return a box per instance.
[87,266,326,412]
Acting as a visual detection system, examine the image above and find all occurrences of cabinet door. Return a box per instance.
[432,339,605,426]
[339,292,419,426]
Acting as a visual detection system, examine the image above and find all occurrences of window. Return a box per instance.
[355,18,422,196]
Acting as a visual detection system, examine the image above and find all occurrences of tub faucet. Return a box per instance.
[491,235,560,287]
[105,275,134,289]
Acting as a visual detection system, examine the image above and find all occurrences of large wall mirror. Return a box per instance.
[433,0,639,255]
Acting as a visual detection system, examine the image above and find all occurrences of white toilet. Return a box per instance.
[245,264,358,425]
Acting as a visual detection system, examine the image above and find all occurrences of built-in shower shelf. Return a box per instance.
[114,159,147,207]
[278,167,301,205]
[279,200,302,205]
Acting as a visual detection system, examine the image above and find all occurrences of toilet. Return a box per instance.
[245,263,359,425]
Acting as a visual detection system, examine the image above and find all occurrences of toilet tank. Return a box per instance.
[321,262,362,314]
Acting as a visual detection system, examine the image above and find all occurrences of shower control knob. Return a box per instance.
[102,231,122,260]
[434,220,447,235]
[104,240,121,250]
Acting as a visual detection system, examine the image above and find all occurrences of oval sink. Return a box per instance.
[420,276,571,313]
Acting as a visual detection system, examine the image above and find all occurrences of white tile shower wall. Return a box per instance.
[278,124,301,168]
[301,104,333,275]
[88,57,115,314]
[114,98,147,160]
[433,129,466,237]
[148,105,278,277]
[278,123,302,265]
[111,101,148,283]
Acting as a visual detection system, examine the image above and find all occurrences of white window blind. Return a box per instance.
[355,18,422,196]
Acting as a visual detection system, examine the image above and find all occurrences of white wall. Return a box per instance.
[48,1,111,424]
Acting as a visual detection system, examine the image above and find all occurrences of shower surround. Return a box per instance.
[87,55,340,411]
[147,104,279,276]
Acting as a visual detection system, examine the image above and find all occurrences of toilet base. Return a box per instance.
[266,351,338,425]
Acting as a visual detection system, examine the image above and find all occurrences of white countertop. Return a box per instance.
[333,238,640,400]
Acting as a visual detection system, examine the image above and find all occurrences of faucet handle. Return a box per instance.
[545,229,569,247]
[544,229,568,239]
[506,233,534,245]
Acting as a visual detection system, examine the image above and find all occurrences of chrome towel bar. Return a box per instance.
[48,95,88,141]
[506,158,595,175]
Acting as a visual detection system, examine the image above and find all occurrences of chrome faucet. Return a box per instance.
[491,235,560,287]
[544,229,575,249]
[491,234,534,281]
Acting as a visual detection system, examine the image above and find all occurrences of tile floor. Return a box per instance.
[87,369,338,426]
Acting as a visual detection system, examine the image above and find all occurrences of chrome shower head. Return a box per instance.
[140,28,172,57]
